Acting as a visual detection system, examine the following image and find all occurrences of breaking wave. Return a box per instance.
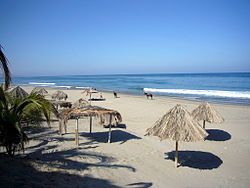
[143,88,250,99]
[29,82,56,86]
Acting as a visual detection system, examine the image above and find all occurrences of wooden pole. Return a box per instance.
[175,141,179,168]
[108,114,112,143]
[63,119,67,134]
[90,115,92,133]
[89,92,92,104]
[59,119,62,135]
[203,120,206,129]
[75,118,79,147]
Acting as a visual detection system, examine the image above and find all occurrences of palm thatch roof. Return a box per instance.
[61,105,122,126]
[9,86,28,98]
[33,87,48,96]
[51,90,68,100]
[72,98,89,108]
[191,102,224,124]
[146,104,208,142]
[59,105,122,145]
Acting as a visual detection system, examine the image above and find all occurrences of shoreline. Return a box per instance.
[18,84,250,108]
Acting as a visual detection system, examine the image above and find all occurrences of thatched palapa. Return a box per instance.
[33,87,48,96]
[146,104,208,167]
[72,98,89,108]
[51,90,68,101]
[9,86,28,98]
[60,105,122,146]
[191,102,224,129]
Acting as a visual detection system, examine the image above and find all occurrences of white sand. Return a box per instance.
[1,86,250,188]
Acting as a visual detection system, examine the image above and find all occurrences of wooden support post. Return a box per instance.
[203,120,206,129]
[108,114,112,143]
[59,119,62,135]
[175,141,179,168]
[75,118,79,147]
[90,116,92,133]
[64,121,67,134]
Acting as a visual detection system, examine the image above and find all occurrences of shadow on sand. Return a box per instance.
[23,126,51,134]
[89,98,106,101]
[26,146,136,172]
[0,155,121,188]
[165,150,223,170]
[104,123,127,129]
[206,129,231,141]
[80,130,141,144]
[127,182,153,188]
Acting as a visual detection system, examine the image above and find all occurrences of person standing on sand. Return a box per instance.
[113,91,118,98]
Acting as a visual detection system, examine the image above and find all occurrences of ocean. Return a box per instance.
[12,72,250,105]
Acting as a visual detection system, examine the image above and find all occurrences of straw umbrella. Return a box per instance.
[33,87,48,96]
[146,104,208,167]
[191,102,224,129]
[72,98,89,108]
[61,105,122,146]
[51,90,68,101]
[9,86,28,98]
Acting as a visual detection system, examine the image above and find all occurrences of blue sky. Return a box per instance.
[1,0,250,76]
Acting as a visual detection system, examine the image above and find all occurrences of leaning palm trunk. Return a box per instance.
[0,46,11,90]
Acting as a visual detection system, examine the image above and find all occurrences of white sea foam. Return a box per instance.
[75,86,91,89]
[144,88,250,99]
[56,85,72,89]
[29,82,56,86]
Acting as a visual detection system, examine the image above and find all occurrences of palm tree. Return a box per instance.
[0,45,11,90]
[0,86,58,156]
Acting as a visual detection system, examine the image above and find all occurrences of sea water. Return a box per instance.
[12,72,250,105]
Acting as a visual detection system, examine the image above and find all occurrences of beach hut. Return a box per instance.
[60,105,122,146]
[9,86,28,98]
[51,90,68,101]
[33,87,48,96]
[146,104,208,167]
[191,102,224,129]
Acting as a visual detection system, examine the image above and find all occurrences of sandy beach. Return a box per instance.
[1,86,250,188]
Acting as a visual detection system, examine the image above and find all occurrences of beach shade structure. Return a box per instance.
[50,100,72,110]
[72,98,89,108]
[33,87,48,96]
[82,88,99,102]
[9,86,28,98]
[60,105,122,146]
[146,104,208,168]
[51,90,68,101]
[191,102,224,129]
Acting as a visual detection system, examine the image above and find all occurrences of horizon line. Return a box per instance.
[11,71,250,78]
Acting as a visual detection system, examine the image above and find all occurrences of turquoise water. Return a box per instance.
[12,72,250,105]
